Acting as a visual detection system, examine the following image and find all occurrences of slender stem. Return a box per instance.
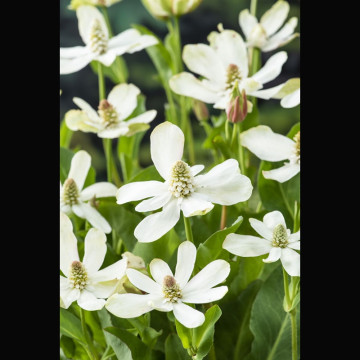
[183,215,194,243]
[250,0,258,16]
[256,200,262,213]
[98,62,106,101]
[225,120,230,141]
[80,308,99,360]
[230,123,238,149]
[100,345,113,360]
[282,267,291,311]
[278,183,294,220]
[237,123,246,176]
[290,310,298,360]
[103,139,113,183]
[101,6,113,37]
[220,205,227,230]
[119,152,128,183]
[208,345,217,360]
[173,16,183,72]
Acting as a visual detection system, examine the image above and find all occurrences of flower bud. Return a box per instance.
[226,89,248,123]
[69,0,122,10]
[192,99,209,122]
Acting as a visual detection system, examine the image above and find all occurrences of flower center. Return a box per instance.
[226,64,242,90]
[98,99,119,127]
[162,275,182,303]
[62,178,80,206]
[272,224,289,248]
[69,261,89,290]
[168,160,195,198]
[89,19,108,55]
[294,131,300,159]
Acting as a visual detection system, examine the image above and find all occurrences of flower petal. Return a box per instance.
[289,231,300,242]
[239,9,258,39]
[60,212,79,277]
[280,248,300,276]
[87,280,119,298]
[60,287,80,309]
[60,53,95,75]
[194,159,253,205]
[124,34,158,53]
[180,194,214,217]
[60,46,90,58]
[260,0,289,36]
[73,97,101,124]
[150,258,174,285]
[108,29,143,49]
[263,163,300,183]
[125,110,157,126]
[135,192,172,213]
[287,241,300,250]
[150,122,184,180]
[170,73,221,104]
[240,125,295,161]
[68,150,91,191]
[172,302,205,328]
[249,218,273,240]
[77,290,106,311]
[80,182,118,201]
[83,228,107,274]
[182,286,228,304]
[97,125,129,139]
[126,268,162,295]
[96,50,116,67]
[175,241,196,288]
[91,258,128,282]
[65,109,101,133]
[190,165,204,176]
[248,83,287,100]
[263,211,287,231]
[263,247,281,263]
[251,52,287,85]
[222,234,272,257]
[281,88,300,108]
[116,181,167,204]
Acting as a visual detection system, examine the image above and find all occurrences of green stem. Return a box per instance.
[208,345,217,360]
[98,62,106,101]
[80,308,99,360]
[230,122,238,149]
[101,6,113,37]
[100,345,113,360]
[250,0,258,16]
[103,138,113,183]
[60,120,73,148]
[278,183,294,220]
[290,310,298,360]
[256,200,262,213]
[119,152,128,183]
[282,267,291,310]
[173,16,183,72]
[183,215,194,243]
[236,123,246,176]
[220,205,227,230]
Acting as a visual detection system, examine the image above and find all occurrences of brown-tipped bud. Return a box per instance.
[192,100,209,122]
[98,99,112,111]
[226,90,248,123]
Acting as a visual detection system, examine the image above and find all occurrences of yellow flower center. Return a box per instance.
[98,99,119,127]
[163,275,182,303]
[272,224,289,248]
[294,131,300,158]
[168,160,195,198]
[226,64,242,90]
[89,19,108,55]
[69,261,89,290]
[62,178,80,206]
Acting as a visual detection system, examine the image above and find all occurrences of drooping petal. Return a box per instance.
[72,97,101,124]
[263,247,281,263]
[170,73,221,104]
[97,125,129,139]
[87,280,119,298]
[68,150,91,191]
[60,53,95,75]
[96,50,117,67]
[287,241,300,250]
[124,34,158,53]
[60,212,79,277]
[248,83,287,100]
[190,165,204,176]
[280,88,300,108]
[126,268,162,295]
[280,247,300,276]
[150,122,184,180]
[82,228,107,274]
[60,287,81,309]
[65,110,101,133]
[60,46,90,58]
[135,192,172,213]
[182,286,228,304]
[180,194,214,217]
[172,302,205,328]
[260,0,290,36]
[289,231,300,242]
[194,159,253,205]
[125,110,157,126]
[91,258,128,282]
[262,210,287,231]
[240,125,295,161]
[175,241,196,288]
[116,181,167,204]
[80,182,118,201]
[249,218,273,240]
[107,29,143,49]
[222,234,272,257]
[150,258,174,285]
[239,9,259,39]
[262,163,300,183]
[77,290,106,311]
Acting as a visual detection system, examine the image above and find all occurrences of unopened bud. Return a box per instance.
[69,0,122,10]
[226,90,247,123]
[192,100,209,122]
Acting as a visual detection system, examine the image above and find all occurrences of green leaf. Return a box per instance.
[165,334,191,360]
[129,165,163,183]
[175,319,192,349]
[60,308,86,344]
[60,335,75,358]
[90,57,128,84]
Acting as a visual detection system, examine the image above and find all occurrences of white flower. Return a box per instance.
[141,0,202,19]
[69,0,122,10]
[60,212,127,310]
[60,5,158,74]
[239,0,299,52]
[169,28,292,110]
[116,121,253,243]
[223,210,300,276]
[105,241,230,328]
[65,83,157,139]
[60,150,118,233]
[240,125,300,183]
[271,78,300,108]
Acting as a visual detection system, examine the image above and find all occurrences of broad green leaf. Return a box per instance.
[60,308,86,344]
[60,120,73,149]
[127,317,163,348]
[175,319,192,349]
[60,335,75,358]
[129,165,163,183]
[84,309,107,348]
[165,334,191,360]
[90,57,128,84]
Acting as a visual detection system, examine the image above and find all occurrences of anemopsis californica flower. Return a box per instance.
[105,241,230,328]
[65,83,157,139]
[116,121,253,243]
[69,0,122,10]
[240,125,300,183]
[169,28,293,110]
[60,5,158,74]
[222,210,300,276]
[239,0,299,52]
[60,212,128,310]
[60,150,117,233]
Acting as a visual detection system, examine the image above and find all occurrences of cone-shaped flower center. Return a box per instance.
[226,64,242,90]
[272,224,289,248]
[62,178,80,206]
[168,160,195,198]
[89,19,108,55]
[162,275,182,303]
[69,261,89,290]
[294,131,300,159]
[98,99,119,127]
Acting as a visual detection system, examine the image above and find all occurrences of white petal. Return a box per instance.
[150,122,184,180]
[280,248,300,276]
[96,51,116,67]
[91,258,128,282]
[108,29,143,49]
[169,73,221,104]
[87,280,119,298]
[194,159,253,205]
[74,202,111,234]
[135,192,172,212]
[150,258,174,285]
[175,241,196,288]
[239,9,258,39]
[125,110,157,126]
[107,83,140,120]
[60,212,79,277]
[260,0,289,36]
[73,97,101,124]
[116,181,167,204]
[240,125,295,161]
[289,231,300,242]
[60,46,90,58]
[182,286,228,304]
[263,211,287,231]
[60,287,80,309]
[77,290,106,311]
[263,163,300,183]
[183,44,226,85]
[173,302,205,328]
[60,53,95,75]
[83,228,107,274]
[190,165,204,176]
[68,150,91,191]
[222,234,272,257]
[281,88,300,108]
[80,182,118,201]
[251,52,287,85]
[287,241,300,250]
[180,194,214,217]
[263,247,281,263]
[126,268,162,294]
[123,34,158,53]
[98,125,129,139]
[249,218,273,240]
[248,83,287,100]
[183,260,230,294]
